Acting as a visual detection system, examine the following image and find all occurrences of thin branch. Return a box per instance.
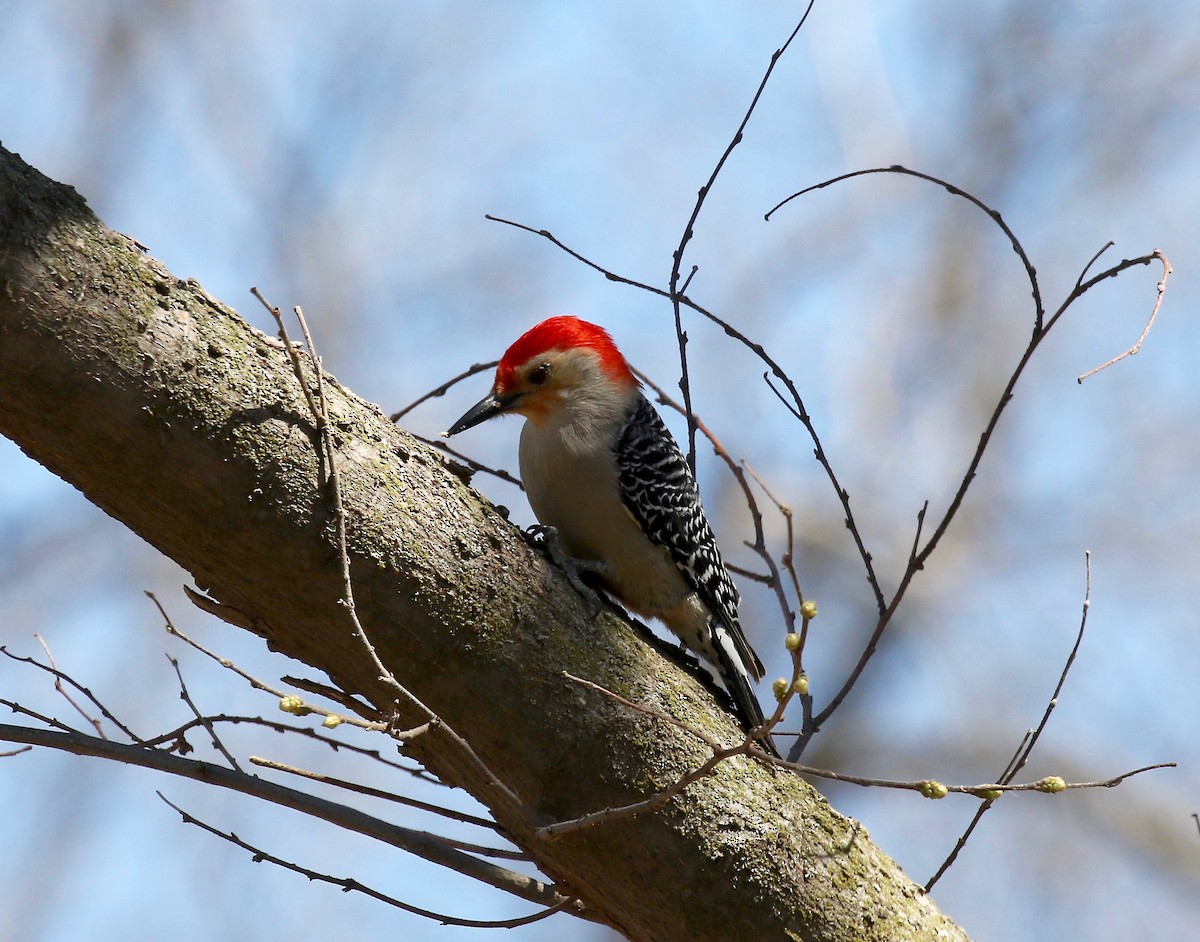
[547,665,1172,842]
[158,793,579,929]
[536,674,754,840]
[761,372,886,617]
[289,304,402,701]
[418,433,525,490]
[1074,241,1116,290]
[248,760,524,860]
[0,644,141,742]
[166,654,242,772]
[1005,552,1094,780]
[669,2,816,471]
[765,164,1043,330]
[137,713,443,782]
[925,551,1094,890]
[906,502,930,571]
[0,696,83,736]
[0,722,573,913]
[1078,249,1171,382]
[391,360,498,422]
[151,593,285,699]
[35,634,105,739]
[248,756,509,838]
[486,215,662,291]
[744,463,808,625]
[537,743,745,841]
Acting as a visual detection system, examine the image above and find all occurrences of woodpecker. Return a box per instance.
[446,315,774,751]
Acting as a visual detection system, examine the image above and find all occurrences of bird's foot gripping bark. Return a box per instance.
[527,525,607,618]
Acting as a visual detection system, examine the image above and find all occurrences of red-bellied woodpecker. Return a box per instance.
[446,315,774,751]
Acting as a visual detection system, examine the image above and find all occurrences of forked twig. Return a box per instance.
[418,433,524,489]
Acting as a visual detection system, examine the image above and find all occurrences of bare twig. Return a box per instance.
[136,713,442,782]
[925,551,1094,890]
[1,644,141,742]
[537,744,746,841]
[744,463,809,634]
[158,793,580,929]
[766,164,1043,329]
[34,634,106,738]
[248,756,510,839]
[1006,553,1093,778]
[536,674,755,840]
[0,696,81,735]
[418,433,525,489]
[668,2,817,471]
[151,592,284,697]
[545,659,1172,843]
[1078,249,1171,382]
[251,287,321,419]
[391,361,498,422]
[166,654,242,772]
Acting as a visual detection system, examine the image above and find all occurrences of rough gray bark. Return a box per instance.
[0,145,970,942]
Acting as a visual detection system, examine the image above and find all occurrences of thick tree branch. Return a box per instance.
[0,146,969,942]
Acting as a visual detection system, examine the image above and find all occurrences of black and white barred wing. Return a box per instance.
[614,394,765,680]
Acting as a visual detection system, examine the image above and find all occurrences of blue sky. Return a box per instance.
[1,4,1197,941]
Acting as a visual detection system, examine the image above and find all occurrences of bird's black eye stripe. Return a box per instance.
[529,363,552,385]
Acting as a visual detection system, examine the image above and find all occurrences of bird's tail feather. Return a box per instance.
[711,621,779,757]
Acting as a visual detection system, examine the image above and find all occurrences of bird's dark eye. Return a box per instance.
[528,363,552,386]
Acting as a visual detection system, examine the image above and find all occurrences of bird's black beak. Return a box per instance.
[444,392,516,436]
